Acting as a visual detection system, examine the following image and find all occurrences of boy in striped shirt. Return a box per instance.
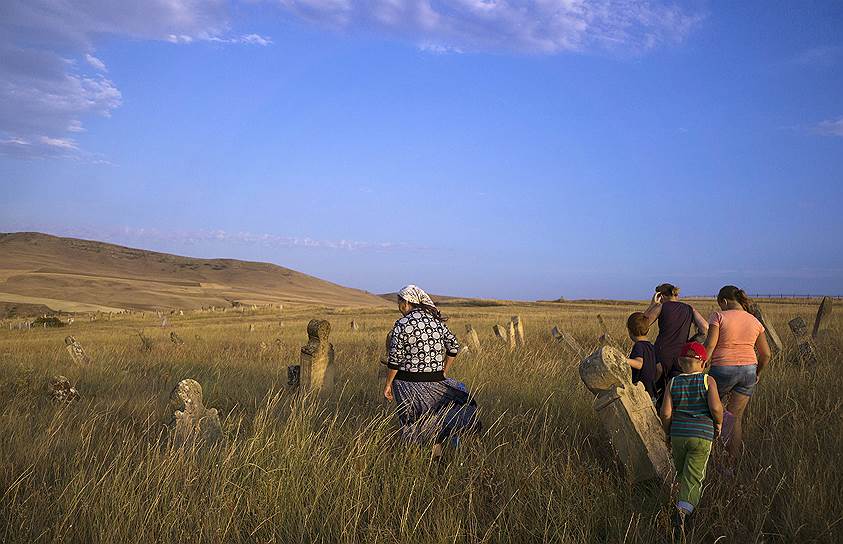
[660,342,724,539]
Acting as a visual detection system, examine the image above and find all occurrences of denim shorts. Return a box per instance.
[709,364,757,397]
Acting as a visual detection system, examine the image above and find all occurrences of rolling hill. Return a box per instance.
[0,232,388,313]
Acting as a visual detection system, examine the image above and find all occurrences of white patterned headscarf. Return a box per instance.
[398,284,436,308]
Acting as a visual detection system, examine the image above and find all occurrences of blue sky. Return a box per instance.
[1,1,842,300]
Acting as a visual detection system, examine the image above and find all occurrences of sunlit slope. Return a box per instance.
[0,232,388,312]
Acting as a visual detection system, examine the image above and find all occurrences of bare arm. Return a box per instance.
[692,307,709,336]
[755,332,771,377]
[627,356,644,370]
[706,376,723,434]
[704,323,719,367]
[643,292,663,328]
[660,379,674,435]
[443,354,456,376]
[383,369,398,401]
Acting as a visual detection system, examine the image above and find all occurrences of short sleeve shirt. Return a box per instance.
[629,340,657,398]
[387,310,460,373]
[708,310,764,366]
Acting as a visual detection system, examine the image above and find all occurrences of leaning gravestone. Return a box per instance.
[169,331,185,347]
[248,324,255,333]
[49,376,80,404]
[465,324,482,353]
[596,314,616,348]
[789,316,818,367]
[350,320,360,331]
[552,325,584,357]
[493,324,509,343]
[812,297,833,340]
[169,379,222,447]
[511,316,525,347]
[579,345,674,485]
[746,303,783,355]
[64,336,91,365]
[298,319,336,395]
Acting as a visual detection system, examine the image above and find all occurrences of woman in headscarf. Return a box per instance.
[384,285,481,459]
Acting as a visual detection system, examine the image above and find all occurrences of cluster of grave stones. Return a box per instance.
[45,299,836,457]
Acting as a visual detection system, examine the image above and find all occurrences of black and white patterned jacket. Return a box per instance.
[387,310,460,373]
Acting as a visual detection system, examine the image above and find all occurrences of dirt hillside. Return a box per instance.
[0,232,388,312]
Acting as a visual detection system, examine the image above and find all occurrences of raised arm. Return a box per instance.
[643,292,663,328]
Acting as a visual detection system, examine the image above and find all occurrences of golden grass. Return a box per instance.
[0,300,840,543]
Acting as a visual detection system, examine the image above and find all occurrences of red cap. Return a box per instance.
[681,341,707,362]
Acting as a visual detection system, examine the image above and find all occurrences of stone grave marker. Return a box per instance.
[350,320,360,331]
[248,324,256,333]
[507,321,517,351]
[169,379,222,447]
[493,324,514,352]
[298,319,336,395]
[64,336,91,365]
[49,375,80,404]
[169,331,184,347]
[552,325,584,357]
[465,324,482,353]
[138,331,153,351]
[788,316,818,367]
[812,297,833,340]
[596,314,616,347]
[511,316,525,347]
[580,345,673,485]
[746,303,783,355]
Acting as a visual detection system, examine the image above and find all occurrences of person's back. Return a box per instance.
[708,309,763,366]
[655,301,693,378]
[670,372,715,442]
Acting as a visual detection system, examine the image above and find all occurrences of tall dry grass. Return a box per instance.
[0,300,840,543]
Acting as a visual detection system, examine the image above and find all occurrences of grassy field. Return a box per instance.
[0,299,840,543]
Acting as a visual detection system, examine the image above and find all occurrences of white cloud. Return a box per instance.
[85,53,107,71]
[275,0,703,55]
[0,1,271,160]
[813,117,843,137]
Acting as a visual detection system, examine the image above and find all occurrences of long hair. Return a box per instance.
[717,285,752,311]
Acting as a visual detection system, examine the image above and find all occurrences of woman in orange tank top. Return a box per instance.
[704,286,771,461]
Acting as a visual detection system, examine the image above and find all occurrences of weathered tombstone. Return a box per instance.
[64,336,91,365]
[746,303,783,355]
[511,316,525,347]
[812,297,833,340]
[596,314,616,347]
[507,321,517,351]
[298,319,336,395]
[350,320,360,331]
[160,317,168,328]
[169,379,222,447]
[248,324,256,333]
[552,324,584,357]
[179,310,184,316]
[465,324,482,353]
[493,324,508,343]
[287,365,301,387]
[49,375,80,404]
[169,331,184,346]
[789,316,818,367]
[579,345,674,485]
[138,331,153,351]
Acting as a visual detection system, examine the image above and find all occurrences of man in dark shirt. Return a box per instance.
[626,312,660,401]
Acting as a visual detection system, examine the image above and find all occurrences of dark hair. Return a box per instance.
[655,283,679,297]
[626,312,649,336]
[399,296,448,322]
[717,285,752,311]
